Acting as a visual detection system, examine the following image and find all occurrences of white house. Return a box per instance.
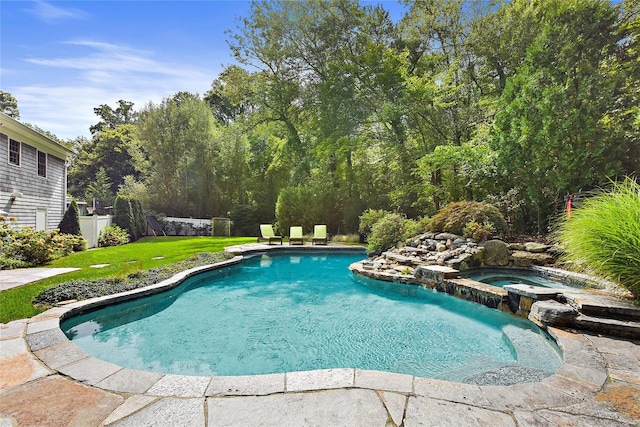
[0,112,74,230]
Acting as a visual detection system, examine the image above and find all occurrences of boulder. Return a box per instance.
[452,238,467,248]
[508,243,526,251]
[525,242,549,253]
[529,300,578,327]
[481,240,509,266]
[511,251,554,267]
[435,232,459,241]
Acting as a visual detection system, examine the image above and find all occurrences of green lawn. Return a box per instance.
[0,236,255,323]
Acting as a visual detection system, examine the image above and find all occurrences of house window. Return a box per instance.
[9,139,20,166]
[38,150,47,177]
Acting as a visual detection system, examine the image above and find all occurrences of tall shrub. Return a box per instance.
[367,213,407,254]
[428,201,508,238]
[113,195,135,239]
[275,185,338,234]
[230,205,259,236]
[58,199,82,235]
[131,198,145,239]
[555,178,640,299]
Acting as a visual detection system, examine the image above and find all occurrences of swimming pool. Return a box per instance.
[62,252,562,381]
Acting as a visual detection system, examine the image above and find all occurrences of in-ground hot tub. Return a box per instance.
[460,267,585,290]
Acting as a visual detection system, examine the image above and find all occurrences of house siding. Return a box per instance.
[1,132,68,229]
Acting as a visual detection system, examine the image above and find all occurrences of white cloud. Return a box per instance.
[27,1,88,23]
[14,40,219,140]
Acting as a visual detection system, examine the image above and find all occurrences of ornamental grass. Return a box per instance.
[555,177,640,300]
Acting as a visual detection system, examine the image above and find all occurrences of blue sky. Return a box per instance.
[1,0,406,140]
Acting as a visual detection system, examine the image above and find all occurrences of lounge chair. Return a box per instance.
[312,224,328,245]
[289,226,304,245]
[258,224,283,245]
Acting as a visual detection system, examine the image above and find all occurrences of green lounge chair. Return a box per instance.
[289,226,304,245]
[258,224,283,245]
[312,224,327,245]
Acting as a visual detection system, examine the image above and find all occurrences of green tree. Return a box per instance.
[137,93,223,217]
[68,99,141,199]
[491,0,631,232]
[58,199,82,236]
[90,100,137,135]
[85,167,114,203]
[0,91,19,119]
[113,195,135,240]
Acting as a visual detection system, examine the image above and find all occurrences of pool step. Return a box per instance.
[563,292,640,322]
[574,314,640,340]
[577,301,640,322]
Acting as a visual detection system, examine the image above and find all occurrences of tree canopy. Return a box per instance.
[63,0,638,236]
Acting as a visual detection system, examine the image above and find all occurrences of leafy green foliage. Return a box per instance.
[555,177,640,299]
[0,90,20,118]
[230,205,260,236]
[84,167,114,202]
[113,195,134,238]
[58,199,81,236]
[428,201,507,237]
[367,212,406,254]
[60,0,639,237]
[491,0,634,232]
[358,209,391,237]
[463,221,494,242]
[98,225,130,247]
[113,195,145,240]
[275,185,339,235]
[0,221,80,266]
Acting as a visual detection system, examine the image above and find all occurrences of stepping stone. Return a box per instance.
[90,264,110,268]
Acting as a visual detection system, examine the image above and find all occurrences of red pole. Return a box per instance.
[566,194,573,219]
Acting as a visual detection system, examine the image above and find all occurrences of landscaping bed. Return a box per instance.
[33,252,233,308]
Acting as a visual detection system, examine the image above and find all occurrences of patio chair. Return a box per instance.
[312,224,328,245]
[289,226,304,245]
[258,224,283,245]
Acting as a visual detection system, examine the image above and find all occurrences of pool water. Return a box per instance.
[62,252,562,381]
[461,268,573,289]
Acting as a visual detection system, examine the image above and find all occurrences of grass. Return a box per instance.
[0,236,255,323]
[555,177,640,300]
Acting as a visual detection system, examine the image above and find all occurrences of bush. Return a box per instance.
[404,216,431,238]
[98,225,130,247]
[358,209,391,238]
[0,255,31,270]
[367,213,406,254]
[68,234,88,252]
[428,201,507,237]
[113,195,134,237]
[131,198,145,239]
[114,195,145,240]
[555,178,640,299]
[58,199,82,235]
[463,221,494,241]
[2,228,75,265]
[1,216,86,266]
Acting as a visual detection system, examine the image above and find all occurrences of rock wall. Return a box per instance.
[362,233,556,275]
